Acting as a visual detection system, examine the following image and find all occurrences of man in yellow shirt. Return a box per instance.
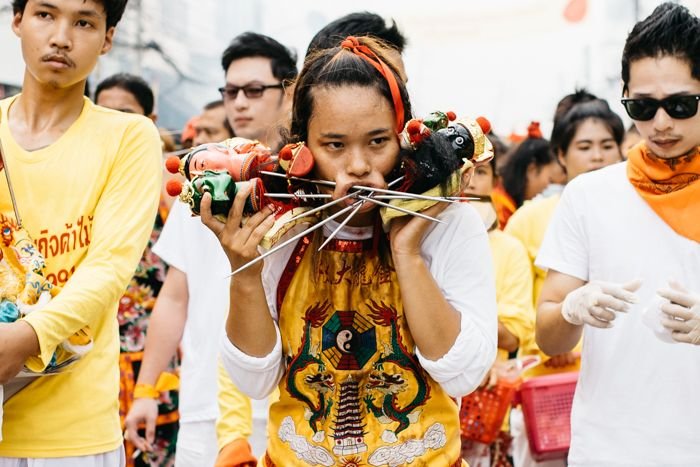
[0,0,161,464]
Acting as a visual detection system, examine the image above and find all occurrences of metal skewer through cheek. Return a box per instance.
[313,174,407,251]
[226,200,362,277]
[317,197,370,251]
[227,176,404,275]
[357,195,444,224]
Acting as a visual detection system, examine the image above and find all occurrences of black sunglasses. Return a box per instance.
[621,94,700,121]
[218,83,284,100]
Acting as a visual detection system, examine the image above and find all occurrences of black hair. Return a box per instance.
[12,0,128,29]
[202,99,234,137]
[499,134,554,208]
[221,32,298,84]
[621,2,700,91]
[306,11,407,57]
[203,99,224,111]
[553,89,597,125]
[94,73,154,116]
[550,99,624,156]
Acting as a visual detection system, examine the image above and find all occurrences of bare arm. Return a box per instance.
[136,266,188,385]
[200,187,277,357]
[536,270,586,356]
[498,322,519,353]
[125,265,188,452]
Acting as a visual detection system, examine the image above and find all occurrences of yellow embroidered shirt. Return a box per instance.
[0,96,161,457]
[266,235,463,466]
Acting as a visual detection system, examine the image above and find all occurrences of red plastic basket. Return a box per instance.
[520,371,578,461]
[459,378,519,444]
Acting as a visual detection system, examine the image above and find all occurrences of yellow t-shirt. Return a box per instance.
[505,195,581,376]
[504,194,560,308]
[0,96,162,457]
[489,229,534,361]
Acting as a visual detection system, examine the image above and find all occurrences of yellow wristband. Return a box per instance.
[133,372,180,399]
[133,383,160,399]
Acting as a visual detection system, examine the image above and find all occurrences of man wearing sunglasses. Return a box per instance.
[535,3,700,466]
[219,32,297,152]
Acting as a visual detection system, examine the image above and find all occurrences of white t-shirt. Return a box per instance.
[537,162,700,467]
[221,202,498,400]
[153,201,233,423]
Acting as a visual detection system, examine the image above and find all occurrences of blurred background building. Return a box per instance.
[1,0,698,136]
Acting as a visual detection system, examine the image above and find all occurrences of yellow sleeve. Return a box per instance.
[216,359,253,450]
[492,232,535,350]
[504,206,537,265]
[23,119,162,370]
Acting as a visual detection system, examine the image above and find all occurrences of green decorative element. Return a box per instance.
[285,301,333,433]
[422,111,450,132]
[364,299,430,436]
[185,170,258,217]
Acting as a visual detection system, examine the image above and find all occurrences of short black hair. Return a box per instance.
[94,73,154,116]
[221,32,298,84]
[12,0,128,29]
[306,11,407,57]
[621,2,700,91]
[203,99,224,111]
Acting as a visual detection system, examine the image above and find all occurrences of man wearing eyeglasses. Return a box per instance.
[219,32,296,152]
[125,33,298,467]
[534,3,700,466]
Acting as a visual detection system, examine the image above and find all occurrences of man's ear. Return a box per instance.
[12,12,23,37]
[101,27,115,55]
[148,113,158,124]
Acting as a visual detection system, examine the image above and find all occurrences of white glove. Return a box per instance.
[561,279,642,328]
[658,281,700,345]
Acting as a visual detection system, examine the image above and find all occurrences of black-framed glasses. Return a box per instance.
[218,83,284,100]
[621,94,700,121]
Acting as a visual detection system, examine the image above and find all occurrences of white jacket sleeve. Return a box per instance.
[414,203,498,397]
[219,325,285,399]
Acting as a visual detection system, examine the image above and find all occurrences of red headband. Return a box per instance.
[340,36,405,133]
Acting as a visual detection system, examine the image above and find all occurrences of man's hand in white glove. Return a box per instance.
[658,281,700,345]
[561,279,642,328]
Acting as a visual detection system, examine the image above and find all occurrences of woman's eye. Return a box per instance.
[370,137,388,146]
[326,142,343,150]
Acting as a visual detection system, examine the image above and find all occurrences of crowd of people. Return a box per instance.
[0,1,699,467]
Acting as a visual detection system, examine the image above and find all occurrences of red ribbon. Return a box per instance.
[340,36,405,133]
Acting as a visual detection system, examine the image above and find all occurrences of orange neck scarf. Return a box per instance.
[627,143,700,243]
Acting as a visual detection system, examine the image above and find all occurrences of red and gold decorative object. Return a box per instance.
[278,142,315,178]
